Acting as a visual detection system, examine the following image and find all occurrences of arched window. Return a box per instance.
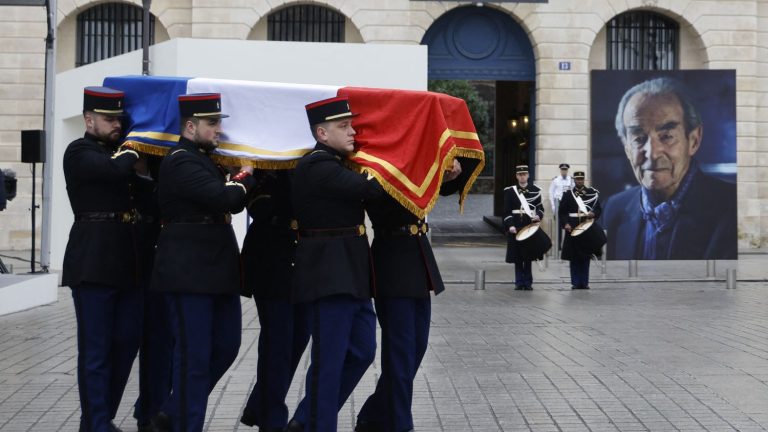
[76,2,155,67]
[607,11,679,70]
[268,4,344,42]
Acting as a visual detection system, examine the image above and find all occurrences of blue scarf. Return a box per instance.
[640,160,698,259]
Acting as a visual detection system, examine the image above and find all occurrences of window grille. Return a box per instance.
[268,4,345,42]
[607,11,678,70]
[76,3,155,67]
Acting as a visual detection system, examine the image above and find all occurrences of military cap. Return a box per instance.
[573,171,585,179]
[305,96,357,126]
[178,93,229,119]
[515,165,529,174]
[83,86,124,115]
[559,163,570,169]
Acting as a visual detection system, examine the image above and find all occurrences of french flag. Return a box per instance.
[104,75,484,217]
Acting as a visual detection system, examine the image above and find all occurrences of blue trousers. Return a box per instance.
[569,257,591,287]
[293,295,377,432]
[243,298,310,429]
[71,284,143,432]
[514,259,533,287]
[134,290,173,426]
[165,293,241,432]
[357,297,431,432]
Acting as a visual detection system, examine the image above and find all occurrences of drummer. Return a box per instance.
[503,165,545,290]
[559,171,602,289]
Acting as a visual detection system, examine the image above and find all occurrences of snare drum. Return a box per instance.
[570,219,607,256]
[515,223,552,260]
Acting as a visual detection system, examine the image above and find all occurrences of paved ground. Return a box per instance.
[1,195,767,431]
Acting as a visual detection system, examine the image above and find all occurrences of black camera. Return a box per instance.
[2,168,17,203]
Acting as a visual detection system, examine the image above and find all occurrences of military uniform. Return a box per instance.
[240,170,310,431]
[503,168,545,290]
[356,179,458,432]
[559,172,602,289]
[289,97,384,432]
[62,87,150,432]
[151,94,254,432]
[132,155,172,431]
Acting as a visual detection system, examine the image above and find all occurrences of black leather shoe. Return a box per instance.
[571,285,578,289]
[583,285,590,289]
[514,285,524,290]
[150,412,171,432]
[259,427,285,432]
[284,419,303,432]
[109,422,123,432]
[355,420,385,432]
[524,285,533,290]
[137,423,154,432]
[240,409,257,427]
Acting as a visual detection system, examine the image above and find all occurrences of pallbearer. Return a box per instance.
[559,171,604,289]
[150,93,254,432]
[63,86,153,432]
[503,165,547,290]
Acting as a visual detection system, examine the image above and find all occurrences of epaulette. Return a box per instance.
[170,148,188,156]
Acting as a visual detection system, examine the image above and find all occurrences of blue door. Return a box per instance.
[422,6,536,217]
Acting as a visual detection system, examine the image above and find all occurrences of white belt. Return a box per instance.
[511,210,527,214]
[568,212,586,217]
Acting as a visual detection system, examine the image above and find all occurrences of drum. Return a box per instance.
[515,223,552,260]
[570,219,607,256]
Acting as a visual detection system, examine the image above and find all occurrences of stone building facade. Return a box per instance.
[1,0,766,251]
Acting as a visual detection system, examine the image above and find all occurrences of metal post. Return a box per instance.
[474,269,485,290]
[142,0,152,75]
[601,232,607,276]
[40,0,56,272]
[706,260,716,278]
[726,268,737,289]
[628,260,638,278]
[30,162,37,273]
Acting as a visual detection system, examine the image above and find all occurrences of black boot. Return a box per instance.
[355,420,385,432]
[150,412,171,432]
[284,419,304,432]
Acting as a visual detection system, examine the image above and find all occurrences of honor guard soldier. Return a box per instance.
[559,171,603,289]
[240,169,310,431]
[63,86,153,432]
[132,154,172,432]
[549,163,574,213]
[150,93,254,432]
[355,160,462,432]
[549,163,574,245]
[503,165,546,290]
[287,96,384,432]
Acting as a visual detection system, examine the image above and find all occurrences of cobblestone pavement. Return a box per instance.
[1,246,767,432]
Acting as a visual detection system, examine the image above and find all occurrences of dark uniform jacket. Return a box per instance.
[291,142,384,304]
[559,185,603,260]
[241,170,296,299]
[151,137,254,295]
[602,170,737,260]
[367,194,444,298]
[502,183,545,263]
[62,133,154,290]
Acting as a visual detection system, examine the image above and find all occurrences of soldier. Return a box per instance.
[240,169,310,431]
[549,163,574,213]
[559,171,603,289]
[286,96,384,432]
[503,165,545,290]
[150,93,254,432]
[132,154,172,432]
[355,160,462,432]
[549,162,573,245]
[63,86,152,432]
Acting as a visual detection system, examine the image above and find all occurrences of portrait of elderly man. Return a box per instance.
[602,76,737,260]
